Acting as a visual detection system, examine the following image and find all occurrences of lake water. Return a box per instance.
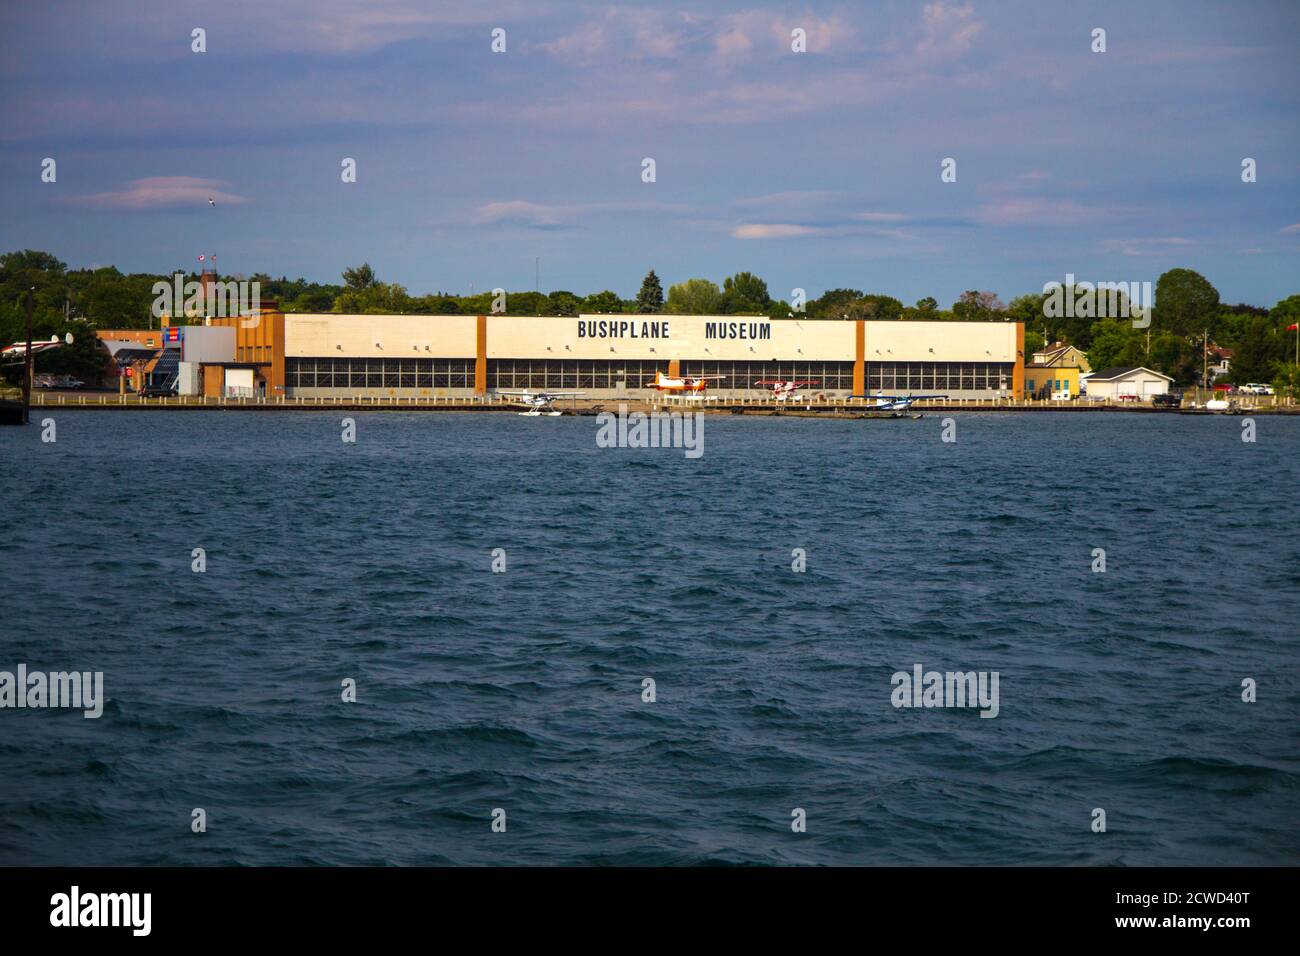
[1,410,1297,865]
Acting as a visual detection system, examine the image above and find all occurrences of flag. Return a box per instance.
[1288,323,1298,331]
[198,255,205,262]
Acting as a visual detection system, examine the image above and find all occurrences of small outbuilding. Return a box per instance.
[1084,366,1173,400]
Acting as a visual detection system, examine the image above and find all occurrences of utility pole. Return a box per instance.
[1202,328,1209,401]
[22,288,34,425]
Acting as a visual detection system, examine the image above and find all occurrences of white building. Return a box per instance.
[1084,366,1173,400]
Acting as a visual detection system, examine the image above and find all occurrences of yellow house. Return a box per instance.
[1024,363,1080,399]
[1032,343,1091,373]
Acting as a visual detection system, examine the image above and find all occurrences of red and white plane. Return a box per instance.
[645,370,725,393]
[754,379,820,401]
[1,335,63,365]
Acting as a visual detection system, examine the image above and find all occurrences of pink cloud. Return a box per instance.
[70,177,247,211]
[731,223,821,239]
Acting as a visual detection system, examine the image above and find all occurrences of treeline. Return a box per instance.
[2,250,1297,389]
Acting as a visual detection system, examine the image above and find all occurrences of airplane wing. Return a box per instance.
[854,393,948,401]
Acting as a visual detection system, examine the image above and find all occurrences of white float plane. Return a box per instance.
[1,335,63,365]
[497,389,584,416]
[852,392,948,411]
[645,370,725,393]
[755,378,820,401]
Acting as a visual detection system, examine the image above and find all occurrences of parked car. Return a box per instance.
[51,374,83,389]
[138,385,178,398]
[1244,383,1274,395]
[1152,393,1181,408]
[31,373,56,389]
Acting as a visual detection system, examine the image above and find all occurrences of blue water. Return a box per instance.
[1,410,1297,866]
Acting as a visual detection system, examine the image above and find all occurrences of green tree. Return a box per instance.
[1086,318,1145,371]
[952,290,1005,321]
[809,288,862,318]
[547,290,581,316]
[1229,315,1283,383]
[635,270,664,313]
[1023,330,1045,358]
[666,278,722,314]
[1149,331,1197,385]
[1154,268,1219,337]
[767,299,794,319]
[915,297,938,312]
[342,263,377,291]
[583,290,623,313]
[720,272,771,313]
[332,281,412,314]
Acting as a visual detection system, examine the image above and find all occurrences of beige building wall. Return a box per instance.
[284,313,1016,363]
[285,313,478,358]
[486,315,857,361]
[865,320,1019,362]
[281,312,1022,398]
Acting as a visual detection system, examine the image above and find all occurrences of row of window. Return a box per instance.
[284,358,1018,391]
[681,362,856,390]
[867,362,1015,392]
[287,358,475,388]
[488,359,664,390]
[1026,377,1073,395]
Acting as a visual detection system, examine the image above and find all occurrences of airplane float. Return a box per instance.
[497,389,584,416]
[851,392,948,412]
[645,370,725,394]
[754,379,820,401]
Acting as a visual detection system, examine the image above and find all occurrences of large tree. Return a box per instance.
[809,288,863,318]
[952,290,1005,321]
[1154,268,1219,337]
[720,271,771,314]
[547,290,581,316]
[666,278,722,314]
[583,290,623,313]
[635,270,664,313]
[1229,315,1283,383]
[1086,318,1145,372]
[342,263,378,291]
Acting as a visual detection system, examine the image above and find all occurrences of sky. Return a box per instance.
[0,0,1297,307]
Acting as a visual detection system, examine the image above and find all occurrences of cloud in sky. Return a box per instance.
[472,199,690,229]
[66,177,248,211]
[0,0,1296,306]
[915,2,985,58]
[732,223,823,239]
[1099,237,1196,257]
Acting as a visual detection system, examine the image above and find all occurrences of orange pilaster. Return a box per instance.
[475,315,487,395]
[853,320,865,396]
[1013,323,1025,399]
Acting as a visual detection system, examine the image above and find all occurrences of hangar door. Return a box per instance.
[225,368,255,398]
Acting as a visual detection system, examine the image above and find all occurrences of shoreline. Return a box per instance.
[9,394,1298,417]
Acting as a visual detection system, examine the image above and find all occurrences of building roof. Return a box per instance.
[109,346,160,365]
[1025,362,1079,370]
[1088,366,1174,382]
